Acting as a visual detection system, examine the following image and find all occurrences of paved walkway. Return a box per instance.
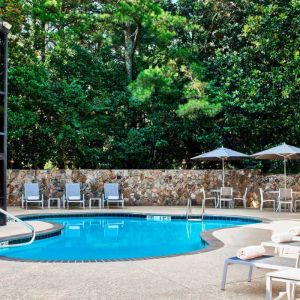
[0,206,299,299]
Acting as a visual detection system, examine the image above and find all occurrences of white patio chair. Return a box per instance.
[277,188,293,212]
[22,183,44,209]
[221,254,300,290]
[259,188,276,211]
[219,187,233,208]
[234,187,248,208]
[63,183,85,209]
[294,196,300,212]
[201,188,218,208]
[102,183,124,208]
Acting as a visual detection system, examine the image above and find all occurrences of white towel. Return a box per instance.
[237,245,266,260]
[289,227,300,236]
[271,232,293,243]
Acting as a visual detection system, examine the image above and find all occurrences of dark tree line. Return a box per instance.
[1,0,299,171]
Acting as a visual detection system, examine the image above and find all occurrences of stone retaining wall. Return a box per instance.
[7,169,300,207]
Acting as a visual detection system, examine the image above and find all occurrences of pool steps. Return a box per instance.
[0,208,36,248]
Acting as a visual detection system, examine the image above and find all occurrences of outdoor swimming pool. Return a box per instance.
[0,215,260,261]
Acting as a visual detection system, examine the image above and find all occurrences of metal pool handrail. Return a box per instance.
[0,208,36,248]
[186,197,205,220]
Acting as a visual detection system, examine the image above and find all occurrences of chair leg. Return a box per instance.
[260,202,263,211]
[248,266,253,282]
[221,261,229,290]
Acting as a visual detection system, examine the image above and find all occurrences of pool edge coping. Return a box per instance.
[0,222,64,245]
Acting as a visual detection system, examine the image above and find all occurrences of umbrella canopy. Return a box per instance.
[251,143,300,188]
[191,146,249,186]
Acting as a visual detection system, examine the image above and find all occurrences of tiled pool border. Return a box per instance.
[0,222,64,245]
[0,212,265,263]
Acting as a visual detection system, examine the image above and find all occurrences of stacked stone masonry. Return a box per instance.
[7,169,300,208]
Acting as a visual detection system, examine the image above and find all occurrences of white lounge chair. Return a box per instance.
[221,254,300,290]
[103,183,124,208]
[201,188,217,208]
[234,188,248,208]
[219,187,233,208]
[277,188,293,212]
[262,239,300,256]
[260,188,276,211]
[22,183,44,209]
[63,183,85,209]
[266,268,300,300]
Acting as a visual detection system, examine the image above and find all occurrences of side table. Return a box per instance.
[89,197,103,209]
[48,197,61,209]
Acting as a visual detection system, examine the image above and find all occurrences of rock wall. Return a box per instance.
[6,169,300,207]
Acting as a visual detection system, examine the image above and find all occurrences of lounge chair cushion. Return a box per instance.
[68,196,81,200]
[27,196,40,200]
[107,196,120,200]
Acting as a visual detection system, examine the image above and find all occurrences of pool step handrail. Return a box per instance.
[186,198,192,220]
[0,208,36,248]
[186,197,205,221]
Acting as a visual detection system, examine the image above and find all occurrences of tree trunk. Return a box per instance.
[124,24,134,82]
[123,22,140,82]
[41,20,46,62]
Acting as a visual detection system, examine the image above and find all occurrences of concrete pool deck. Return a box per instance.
[0,206,300,299]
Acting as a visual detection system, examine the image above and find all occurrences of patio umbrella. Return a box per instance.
[251,143,300,189]
[191,146,249,187]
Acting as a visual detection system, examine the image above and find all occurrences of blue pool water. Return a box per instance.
[0,216,258,261]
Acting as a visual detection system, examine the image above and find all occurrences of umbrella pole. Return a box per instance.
[222,158,225,187]
[284,157,287,189]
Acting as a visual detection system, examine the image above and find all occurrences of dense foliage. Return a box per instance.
[1,0,299,170]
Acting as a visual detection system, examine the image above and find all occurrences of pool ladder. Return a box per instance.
[186,198,205,221]
[0,208,36,248]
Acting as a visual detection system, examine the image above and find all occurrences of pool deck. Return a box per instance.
[1,206,300,299]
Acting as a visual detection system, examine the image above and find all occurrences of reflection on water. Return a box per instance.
[0,217,254,260]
